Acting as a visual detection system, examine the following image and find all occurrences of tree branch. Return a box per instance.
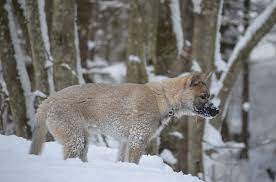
[210,0,276,129]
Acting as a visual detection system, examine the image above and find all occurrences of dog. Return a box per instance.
[29,73,219,163]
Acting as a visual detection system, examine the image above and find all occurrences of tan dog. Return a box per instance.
[29,73,219,163]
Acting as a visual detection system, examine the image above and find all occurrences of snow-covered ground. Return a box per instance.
[0,135,202,182]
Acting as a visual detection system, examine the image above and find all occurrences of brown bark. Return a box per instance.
[157,0,194,173]
[240,0,251,159]
[188,0,220,177]
[51,0,79,91]
[25,0,50,104]
[0,0,31,138]
[126,0,149,83]
[77,0,98,83]
[155,0,178,76]
[155,0,192,76]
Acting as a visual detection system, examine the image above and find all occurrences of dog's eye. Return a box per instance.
[200,95,206,100]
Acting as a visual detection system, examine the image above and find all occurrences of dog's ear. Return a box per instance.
[187,72,202,87]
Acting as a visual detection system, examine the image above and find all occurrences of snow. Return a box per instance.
[209,74,222,106]
[0,135,203,182]
[250,42,276,61]
[146,66,168,82]
[99,1,127,11]
[191,59,202,72]
[169,131,184,139]
[5,1,36,129]
[128,55,141,63]
[192,0,202,14]
[242,102,250,112]
[86,57,108,68]
[0,65,8,96]
[169,0,184,57]
[160,149,177,165]
[17,0,26,18]
[74,4,85,85]
[45,60,53,68]
[87,40,96,50]
[38,0,55,94]
[203,121,225,149]
[89,62,126,83]
[33,90,47,98]
[61,63,77,76]
[214,0,228,73]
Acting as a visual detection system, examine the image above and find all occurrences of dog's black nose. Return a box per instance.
[210,107,219,117]
[205,102,219,117]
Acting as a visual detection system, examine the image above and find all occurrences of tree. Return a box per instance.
[187,0,221,176]
[126,0,149,84]
[210,0,276,130]
[51,0,82,90]
[77,0,98,82]
[0,0,31,138]
[25,0,54,104]
[152,0,195,173]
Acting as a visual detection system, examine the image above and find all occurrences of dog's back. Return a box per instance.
[30,83,160,162]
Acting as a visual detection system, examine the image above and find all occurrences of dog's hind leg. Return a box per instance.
[79,131,89,162]
[63,128,89,162]
[116,141,128,162]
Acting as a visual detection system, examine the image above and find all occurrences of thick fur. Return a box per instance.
[29,74,213,163]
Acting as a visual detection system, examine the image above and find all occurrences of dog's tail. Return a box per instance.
[29,101,49,155]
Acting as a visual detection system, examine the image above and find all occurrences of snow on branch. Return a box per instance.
[192,0,202,14]
[74,4,85,85]
[38,0,55,94]
[170,0,184,57]
[5,1,36,129]
[214,0,276,102]
[17,0,26,17]
[214,0,227,72]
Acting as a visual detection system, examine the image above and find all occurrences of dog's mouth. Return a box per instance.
[193,102,219,119]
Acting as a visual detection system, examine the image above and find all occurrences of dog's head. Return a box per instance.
[167,73,219,119]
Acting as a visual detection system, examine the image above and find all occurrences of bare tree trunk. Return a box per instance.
[145,0,159,66]
[0,0,31,138]
[240,0,251,159]
[77,0,98,83]
[45,0,53,39]
[155,0,177,76]
[187,0,220,177]
[126,0,149,83]
[25,0,51,104]
[51,0,79,91]
[156,0,193,173]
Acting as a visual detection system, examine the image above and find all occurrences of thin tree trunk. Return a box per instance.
[155,0,177,76]
[145,0,159,66]
[25,0,50,104]
[188,0,220,177]
[126,0,149,83]
[0,0,31,138]
[51,0,79,91]
[240,0,251,159]
[77,0,98,83]
[157,0,193,173]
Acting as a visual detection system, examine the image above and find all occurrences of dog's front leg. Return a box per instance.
[128,141,146,164]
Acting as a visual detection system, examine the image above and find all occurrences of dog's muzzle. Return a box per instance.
[194,102,219,118]
[205,102,219,117]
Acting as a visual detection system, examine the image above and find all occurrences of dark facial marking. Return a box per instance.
[191,81,219,118]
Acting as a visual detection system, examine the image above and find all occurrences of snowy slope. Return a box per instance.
[0,135,203,182]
